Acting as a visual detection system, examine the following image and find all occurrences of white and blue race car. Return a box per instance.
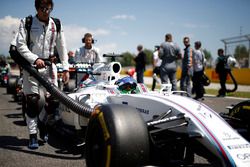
[11,52,250,167]
[57,55,250,167]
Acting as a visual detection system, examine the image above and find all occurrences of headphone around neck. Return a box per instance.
[82,33,95,44]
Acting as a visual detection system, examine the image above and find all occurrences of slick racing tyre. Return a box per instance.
[228,100,250,138]
[6,77,16,94]
[229,100,250,122]
[85,104,149,167]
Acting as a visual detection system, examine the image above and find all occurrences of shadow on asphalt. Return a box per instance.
[5,112,26,126]
[0,135,84,160]
[13,120,27,126]
[47,131,86,157]
[5,112,23,119]
[3,111,85,159]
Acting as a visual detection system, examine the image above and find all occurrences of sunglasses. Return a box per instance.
[40,6,53,13]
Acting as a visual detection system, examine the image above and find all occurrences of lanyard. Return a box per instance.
[49,21,55,57]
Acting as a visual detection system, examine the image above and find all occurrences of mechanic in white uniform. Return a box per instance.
[16,0,69,149]
[74,33,101,63]
[74,33,102,86]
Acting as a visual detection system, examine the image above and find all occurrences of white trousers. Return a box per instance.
[23,64,58,134]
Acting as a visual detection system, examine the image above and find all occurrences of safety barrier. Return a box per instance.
[122,68,250,85]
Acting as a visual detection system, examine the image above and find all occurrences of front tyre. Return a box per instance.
[229,100,250,139]
[85,104,149,167]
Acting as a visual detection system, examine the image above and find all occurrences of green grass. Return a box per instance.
[205,88,250,98]
[146,84,250,98]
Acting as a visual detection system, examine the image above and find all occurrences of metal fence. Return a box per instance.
[221,34,250,68]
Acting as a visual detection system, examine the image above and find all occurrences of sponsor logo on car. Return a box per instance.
[136,107,149,114]
[222,132,240,141]
[228,144,250,150]
[237,153,250,160]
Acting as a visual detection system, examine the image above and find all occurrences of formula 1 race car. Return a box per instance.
[10,52,250,167]
[6,69,23,102]
[0,66,10,87]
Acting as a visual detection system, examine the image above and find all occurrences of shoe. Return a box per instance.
[28,134,39,149]
[40,132,48,143]
[198,97,204,101]
[153,74,161,84]
[216,94,225,97]
[38,121,48,143]
[75,138,85,147]
[75,129,86,147]
[193,97,204,101]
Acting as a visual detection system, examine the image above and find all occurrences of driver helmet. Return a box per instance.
[115,76,137,93]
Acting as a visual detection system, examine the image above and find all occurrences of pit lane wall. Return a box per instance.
[202,68,250,85]
[122,68,250,85]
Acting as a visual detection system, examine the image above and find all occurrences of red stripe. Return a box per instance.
[139,83,147,92]
[49,21,55,56]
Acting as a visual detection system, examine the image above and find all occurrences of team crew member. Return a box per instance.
[192,41,205,100]
[215,48,236,97]
[134,44,146,83]
[16,0,69,149]
[159,33,182,91]
[180,36,193,95]
[151,46,162,91]
[74,33,101,87]
[74,33,101,63]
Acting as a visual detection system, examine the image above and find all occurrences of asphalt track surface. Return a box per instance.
[0,87,245,167]
[0,87,85,167]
